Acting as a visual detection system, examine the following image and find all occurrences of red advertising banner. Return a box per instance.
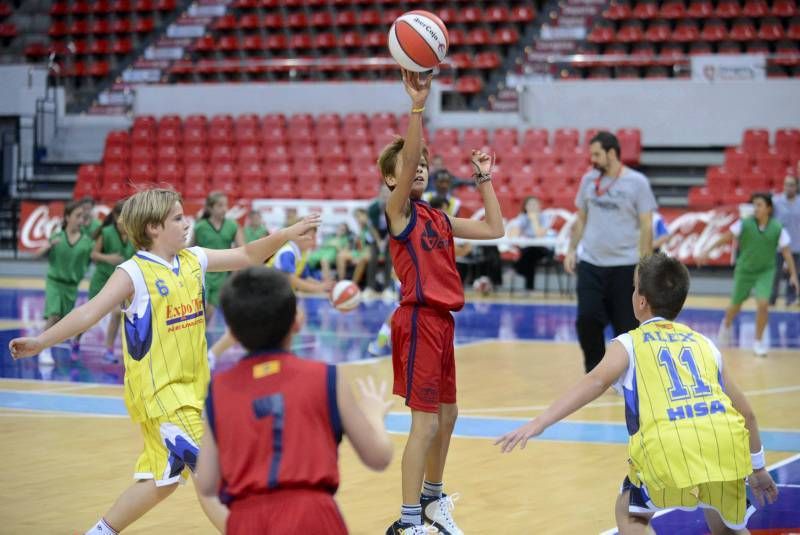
[17,200,740,266]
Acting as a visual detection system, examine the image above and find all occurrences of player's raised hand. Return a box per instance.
[285,213,321,243]
[494,418,544,453]
[748,469,779,506]
[355,376,394,418]
[470,149,494,177]
[8,337,44,360]
[401,69,433,107]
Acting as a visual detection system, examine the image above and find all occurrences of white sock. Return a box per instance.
[422,480,443,498]
[86,518,118,535]
[207,349,217,370]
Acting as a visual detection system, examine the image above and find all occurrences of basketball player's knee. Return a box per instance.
[439,404,458,433]
[411,412,440,441]
[756,300,769,312]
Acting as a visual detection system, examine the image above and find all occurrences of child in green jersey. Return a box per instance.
[193,192,244,323]
[79,196,102,237]
[699,193,799,356]
[36,199,94,364]
[243,209,268,243]
[89,201,136,363]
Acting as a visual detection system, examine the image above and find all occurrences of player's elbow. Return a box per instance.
[489,225,505,239]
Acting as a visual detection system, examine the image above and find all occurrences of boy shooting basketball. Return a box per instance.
[496,253,778,535]
[381,70,504,535]
[195,266,394,533]
[9,188,319,534]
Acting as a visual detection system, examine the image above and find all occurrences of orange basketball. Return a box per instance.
[388,10,449,72]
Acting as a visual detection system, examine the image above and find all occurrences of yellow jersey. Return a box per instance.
[118,248,211,422]
[613,317,751,490]
[267,241,309,277]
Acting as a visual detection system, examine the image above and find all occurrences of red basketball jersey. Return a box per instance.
[207,351,342,502]
[389,200,465,311]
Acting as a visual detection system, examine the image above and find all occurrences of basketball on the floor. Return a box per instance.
[330,280,361,312]
[388,10,449,72]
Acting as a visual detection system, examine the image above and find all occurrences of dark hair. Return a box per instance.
[589,131,621,160]
[520,196,540,214]
[200,191,226,220]
[62,200,82,230]
[750,192,773,210]
[428,196,447,210]
[220,267,297,351]
[79,196,96,208]
[93,200,125,240]
[636,253,690,320]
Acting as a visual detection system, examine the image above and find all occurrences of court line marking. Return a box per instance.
[598,453,800,535]
[460,384,800,414]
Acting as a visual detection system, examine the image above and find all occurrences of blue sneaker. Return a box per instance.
[102,349,119,364]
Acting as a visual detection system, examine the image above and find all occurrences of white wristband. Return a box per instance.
[751,447,765,470]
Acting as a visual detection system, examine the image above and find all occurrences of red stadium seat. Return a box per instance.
[130,160,156,182]
[617,128,642,164]
[725,147,751,174]
[523,128,549,150]
[742,128,770,155]
[688,186,716,209]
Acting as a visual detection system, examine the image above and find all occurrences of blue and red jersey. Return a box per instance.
[389,200,465,312]
[206,351,342,503]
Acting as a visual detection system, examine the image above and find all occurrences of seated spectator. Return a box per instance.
[366,185,394,297]
[423,170,462,216]
[507,196,555,292]
[307,223,349,281]
[336,208,373,287]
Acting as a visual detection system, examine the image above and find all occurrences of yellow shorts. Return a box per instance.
[134,406,204,487]
[623,470,756,530]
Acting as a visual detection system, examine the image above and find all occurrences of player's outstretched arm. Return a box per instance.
[721,366,779,507]
[204,214,321,273]
[450,150,505,240]
[696,230,734,266]
[386,69,432,235]
[338,373,394,471]
[196,419,221,498]
[8,269,133,359]
[291,274,334,294]
[495,340,629,453]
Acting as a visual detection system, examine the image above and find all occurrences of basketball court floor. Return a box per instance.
[0,276,798,534]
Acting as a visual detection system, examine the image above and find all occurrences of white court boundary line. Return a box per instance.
[598,453,800,535]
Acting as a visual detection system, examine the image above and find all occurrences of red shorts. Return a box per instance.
[391,304,457,413]
[226,489,347,535]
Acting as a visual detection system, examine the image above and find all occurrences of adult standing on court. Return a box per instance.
[564,131,657,372]
[770,175,799,306]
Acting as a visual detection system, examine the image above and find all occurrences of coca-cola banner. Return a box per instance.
[17,200,740,266]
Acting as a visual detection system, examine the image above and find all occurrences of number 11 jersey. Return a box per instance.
[613,318,751,490]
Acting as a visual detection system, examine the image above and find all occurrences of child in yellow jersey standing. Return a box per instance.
[497,253,778,534]
[9,188,320,535]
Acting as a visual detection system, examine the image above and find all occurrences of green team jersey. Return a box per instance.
[737,216,782,274]
[89,225,136,297]
[194,218,239,250]
[243,224,268,244]
[47,229,94,285]
[81,219,102,237]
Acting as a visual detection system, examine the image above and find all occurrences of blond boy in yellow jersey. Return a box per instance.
[496,253,778,535]
[9,188,320,535]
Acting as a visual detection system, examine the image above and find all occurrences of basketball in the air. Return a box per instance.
[388,10,449,72]
[330,280,361,312]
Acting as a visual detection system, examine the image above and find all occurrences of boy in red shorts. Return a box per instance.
[195,266,395,534]
[379,70,505,535]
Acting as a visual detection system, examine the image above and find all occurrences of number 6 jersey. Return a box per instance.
[613,317,751,490]
[206,351,343,502]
